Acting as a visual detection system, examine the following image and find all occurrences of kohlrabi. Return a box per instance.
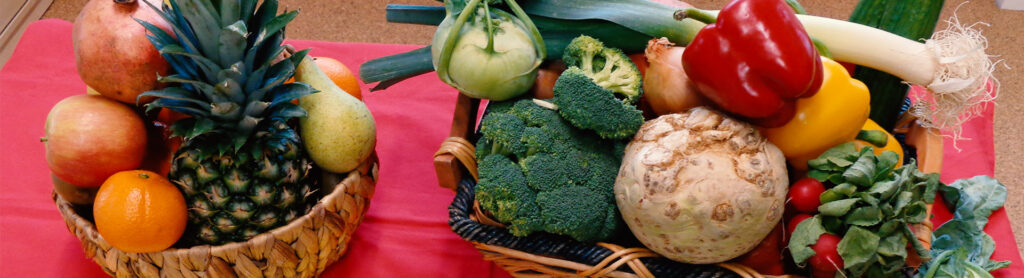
[431,0,545,101]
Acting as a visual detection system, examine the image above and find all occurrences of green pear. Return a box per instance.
[295,55,376,173]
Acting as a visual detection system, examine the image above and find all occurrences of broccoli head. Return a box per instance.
[473,98,624,242]
[475,154,543,236]
[562,35,643,103]
[536,185,620,242]
[552,67,644,140]
[479,112,528,157]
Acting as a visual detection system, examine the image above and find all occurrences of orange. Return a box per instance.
[94,170,187,253]
[313,56,362,100]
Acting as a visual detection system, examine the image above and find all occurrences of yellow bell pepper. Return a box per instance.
[760,57,870,171]
[852,119,904,168]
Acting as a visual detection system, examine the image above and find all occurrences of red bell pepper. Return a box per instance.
[680,0,823,127]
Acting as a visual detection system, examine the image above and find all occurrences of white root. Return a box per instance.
[914,10,1002,141]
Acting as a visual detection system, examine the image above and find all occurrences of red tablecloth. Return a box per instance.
[0,19,1020,277]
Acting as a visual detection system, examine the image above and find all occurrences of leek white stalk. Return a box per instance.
[683,9,998,138]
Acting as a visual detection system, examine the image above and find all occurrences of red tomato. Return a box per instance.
[809,233,844,273]
[788,178,826,213]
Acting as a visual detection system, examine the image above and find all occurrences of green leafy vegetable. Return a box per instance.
[818,198,858,216]
[789,216,828,264]
[838,226,881,277]
[918,176,1010,278]
[793,143,943,276]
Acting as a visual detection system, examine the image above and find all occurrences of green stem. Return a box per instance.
[504,0,546,60]
[812,37,833,59]
[856,130,889,147]
[437,0,483,85]
[786,0,808,15]
[673,8,716,25]
[785,0,832,59]
[922,250,954,278]
[483,0,495,53]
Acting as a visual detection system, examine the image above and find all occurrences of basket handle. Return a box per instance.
[434,93,481,192]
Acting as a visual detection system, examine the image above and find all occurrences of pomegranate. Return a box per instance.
[73,0,171,104]
[44,95,148,187]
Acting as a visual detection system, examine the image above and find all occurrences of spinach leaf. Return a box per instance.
[838,226,880,277]
[789,216,828,264]
[819,198,859,216]
[902,201,929,224]
[843,151,877,187]
[846,206,884,226]
[877,232,908,259]
[869,180,900,201]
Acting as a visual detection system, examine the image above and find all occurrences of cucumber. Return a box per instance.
[848,0,945,130]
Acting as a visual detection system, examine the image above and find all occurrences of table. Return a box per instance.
[1,19,1020,277]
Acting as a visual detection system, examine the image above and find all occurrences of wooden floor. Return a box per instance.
[36,0,1024,256]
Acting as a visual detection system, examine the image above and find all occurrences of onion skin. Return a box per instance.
[642,38,706,116]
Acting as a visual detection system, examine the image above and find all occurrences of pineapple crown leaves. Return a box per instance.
[136,0,318,152]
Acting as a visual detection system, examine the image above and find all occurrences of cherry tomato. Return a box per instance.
[788,177,826,213]
[809,233,844,273]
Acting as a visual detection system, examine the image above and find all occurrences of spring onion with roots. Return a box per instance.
[364,0,998,137]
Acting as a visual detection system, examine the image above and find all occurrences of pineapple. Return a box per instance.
[138,0,319,245]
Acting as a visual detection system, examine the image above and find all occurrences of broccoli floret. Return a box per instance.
[562,35,643,103]
[536,186,619,242]
[485,98,519,115]
[520,152,588,192]
[475,154,543,236]
[475,137,492,161]
[520,127,556,156]
[479,112,528,157]
[473,95,623,242]
[552,67,644,140]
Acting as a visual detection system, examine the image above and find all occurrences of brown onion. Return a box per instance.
[642,38,706,115]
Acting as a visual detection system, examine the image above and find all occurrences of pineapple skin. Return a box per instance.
[170,118,318,245]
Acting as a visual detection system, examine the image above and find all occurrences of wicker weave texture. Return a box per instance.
[54,155,379,278]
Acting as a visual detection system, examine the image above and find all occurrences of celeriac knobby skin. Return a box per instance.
[615,107,788,264]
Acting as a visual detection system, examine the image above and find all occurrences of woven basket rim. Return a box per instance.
[53,153,379,256]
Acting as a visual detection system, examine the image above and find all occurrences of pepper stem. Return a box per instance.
[856,130,889,147]
[673,8,717,24]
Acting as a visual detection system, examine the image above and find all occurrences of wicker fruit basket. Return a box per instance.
[53,154,378,277]
[434,94,943,277]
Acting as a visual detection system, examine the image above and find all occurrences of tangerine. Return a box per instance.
[94,170,187,253]
[313,56,362,100]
